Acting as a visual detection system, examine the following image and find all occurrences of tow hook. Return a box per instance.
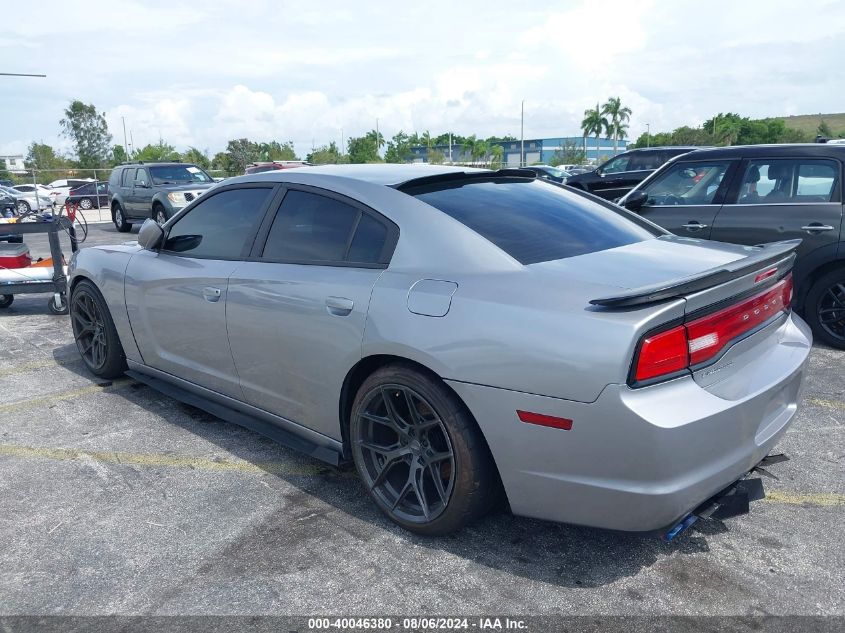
[661,454,789,542]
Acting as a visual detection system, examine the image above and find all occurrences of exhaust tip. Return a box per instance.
[662,514,698,542]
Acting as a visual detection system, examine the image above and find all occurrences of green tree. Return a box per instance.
[225,138,260,173]
[347,130,383,163]
[428,149,445,164]
[0,159,11,182]
[258,141,298,161]
[134,140,180,162]
[26,142,69,170]
[601,97,632,154]
[182,147,211,169]
[581,104,609,161]
[818,119,833,138]
[307,142,347,165]
[550,140,586,166]
[211,152,229,171]
[112,145,128,165]
[59,100,112,167]
[470,139,490,165]
[489,144,504,169]
[384,131,413,163]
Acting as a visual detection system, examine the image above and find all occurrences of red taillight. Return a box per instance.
[633,274,792,383]
[635,325,689,381]
[686,274,792,366]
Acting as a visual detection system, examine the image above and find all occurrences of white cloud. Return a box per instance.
[4,0,845,159]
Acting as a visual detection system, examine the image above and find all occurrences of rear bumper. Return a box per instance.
[447,312,812,532]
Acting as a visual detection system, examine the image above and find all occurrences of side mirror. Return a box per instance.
[135,180,148,188]
[622,190,648,211]
[137,218,164,250]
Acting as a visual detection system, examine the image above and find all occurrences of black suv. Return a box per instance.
[108,162,216,232]
[619,143,845,348]
[565,146,699,200]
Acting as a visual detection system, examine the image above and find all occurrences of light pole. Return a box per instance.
[122,116,129,160]
[646,123,650,148]
[520,100,525,167]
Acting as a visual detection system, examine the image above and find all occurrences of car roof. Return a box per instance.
[619,146,702,154]
[672,143,845,160]
[250,163,489,186]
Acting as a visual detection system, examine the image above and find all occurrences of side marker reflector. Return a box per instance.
[517,410,573,430]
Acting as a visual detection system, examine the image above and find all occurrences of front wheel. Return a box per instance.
[16,200,30,214]
[350,364,499,535]
[804,269,845,349]
[0,294,13,309]
[113,205,132,233]
[47,293,69,315]
[70,280,127,378]
[79,197,93,210]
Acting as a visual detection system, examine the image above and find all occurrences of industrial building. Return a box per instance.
[409,136,627,166]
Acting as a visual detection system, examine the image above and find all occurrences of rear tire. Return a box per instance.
[70,280,127,378]
[79,197,93,210]
[0,294,13,309]
[804,268,845,349]
[113,204,131,233]
[350,364,499,535]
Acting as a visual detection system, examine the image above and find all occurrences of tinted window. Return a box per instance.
[409,178,656,265]
[601,155,630,174]
[163,187,272,259]
[149,165,213,184]
[628,152,663,171]
[642,160,732,205]
[348,213,388,263]
[736,159,839,203]
[121,169,135,187]
[263,190,388,264]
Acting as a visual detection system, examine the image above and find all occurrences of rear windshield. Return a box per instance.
[406,178,657,265]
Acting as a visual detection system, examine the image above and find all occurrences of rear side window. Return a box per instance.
[407,178,656,265]
[261,190,392,265]
[121,169,135,187]
[163,187,272,259]
[736,159,839,203]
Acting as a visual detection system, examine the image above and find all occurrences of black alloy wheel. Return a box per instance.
[355,384,457,524]
[70,280,127,377]
[350,364,499,535]
[816,280,845,346]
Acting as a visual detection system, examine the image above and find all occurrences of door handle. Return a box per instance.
[202,286,222,302]
[326,296,354,316]
[682,222,708,230]
[800,223,835,233]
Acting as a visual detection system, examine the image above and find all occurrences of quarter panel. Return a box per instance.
[69,245,143,363]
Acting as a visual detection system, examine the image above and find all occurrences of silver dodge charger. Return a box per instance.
[68,165,812,537]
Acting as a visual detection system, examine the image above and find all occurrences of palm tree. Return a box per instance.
[602,97,632,154]
[581,104,609,163]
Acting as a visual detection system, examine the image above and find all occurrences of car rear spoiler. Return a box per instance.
[589,239,801,308]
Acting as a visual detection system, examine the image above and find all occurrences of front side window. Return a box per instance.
[641,161,732,205]
[262,190,390,265]
[601,155,630,174]
[163,187,272,259]
[736,159,839,203]
[407,178,657,265]
[149,164,213,185]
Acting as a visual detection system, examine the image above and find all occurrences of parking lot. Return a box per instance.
[0,221,843,617]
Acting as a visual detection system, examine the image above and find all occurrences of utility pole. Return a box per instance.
[0,72,46,77]
[646,123,650,148]
[122,117,128,159]
[129,130,135,157]
[520,100,525,167]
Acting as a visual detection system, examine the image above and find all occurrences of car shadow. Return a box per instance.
[53,344,720,590]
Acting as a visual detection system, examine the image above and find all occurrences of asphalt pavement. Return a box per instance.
[0,222,842,617]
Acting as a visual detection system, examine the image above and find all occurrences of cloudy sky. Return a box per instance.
[3,0,844,159]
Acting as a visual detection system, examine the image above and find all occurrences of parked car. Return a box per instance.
[66,181,109,210]
[244,160,310,174]
[46,178,95,207]
[524,165,570,183]
[618,143,845,349]
[565,147,700,200]
[108,162,217,231]
[69,164,810,537]
[0,179,13,188]
[0,185,52,215]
